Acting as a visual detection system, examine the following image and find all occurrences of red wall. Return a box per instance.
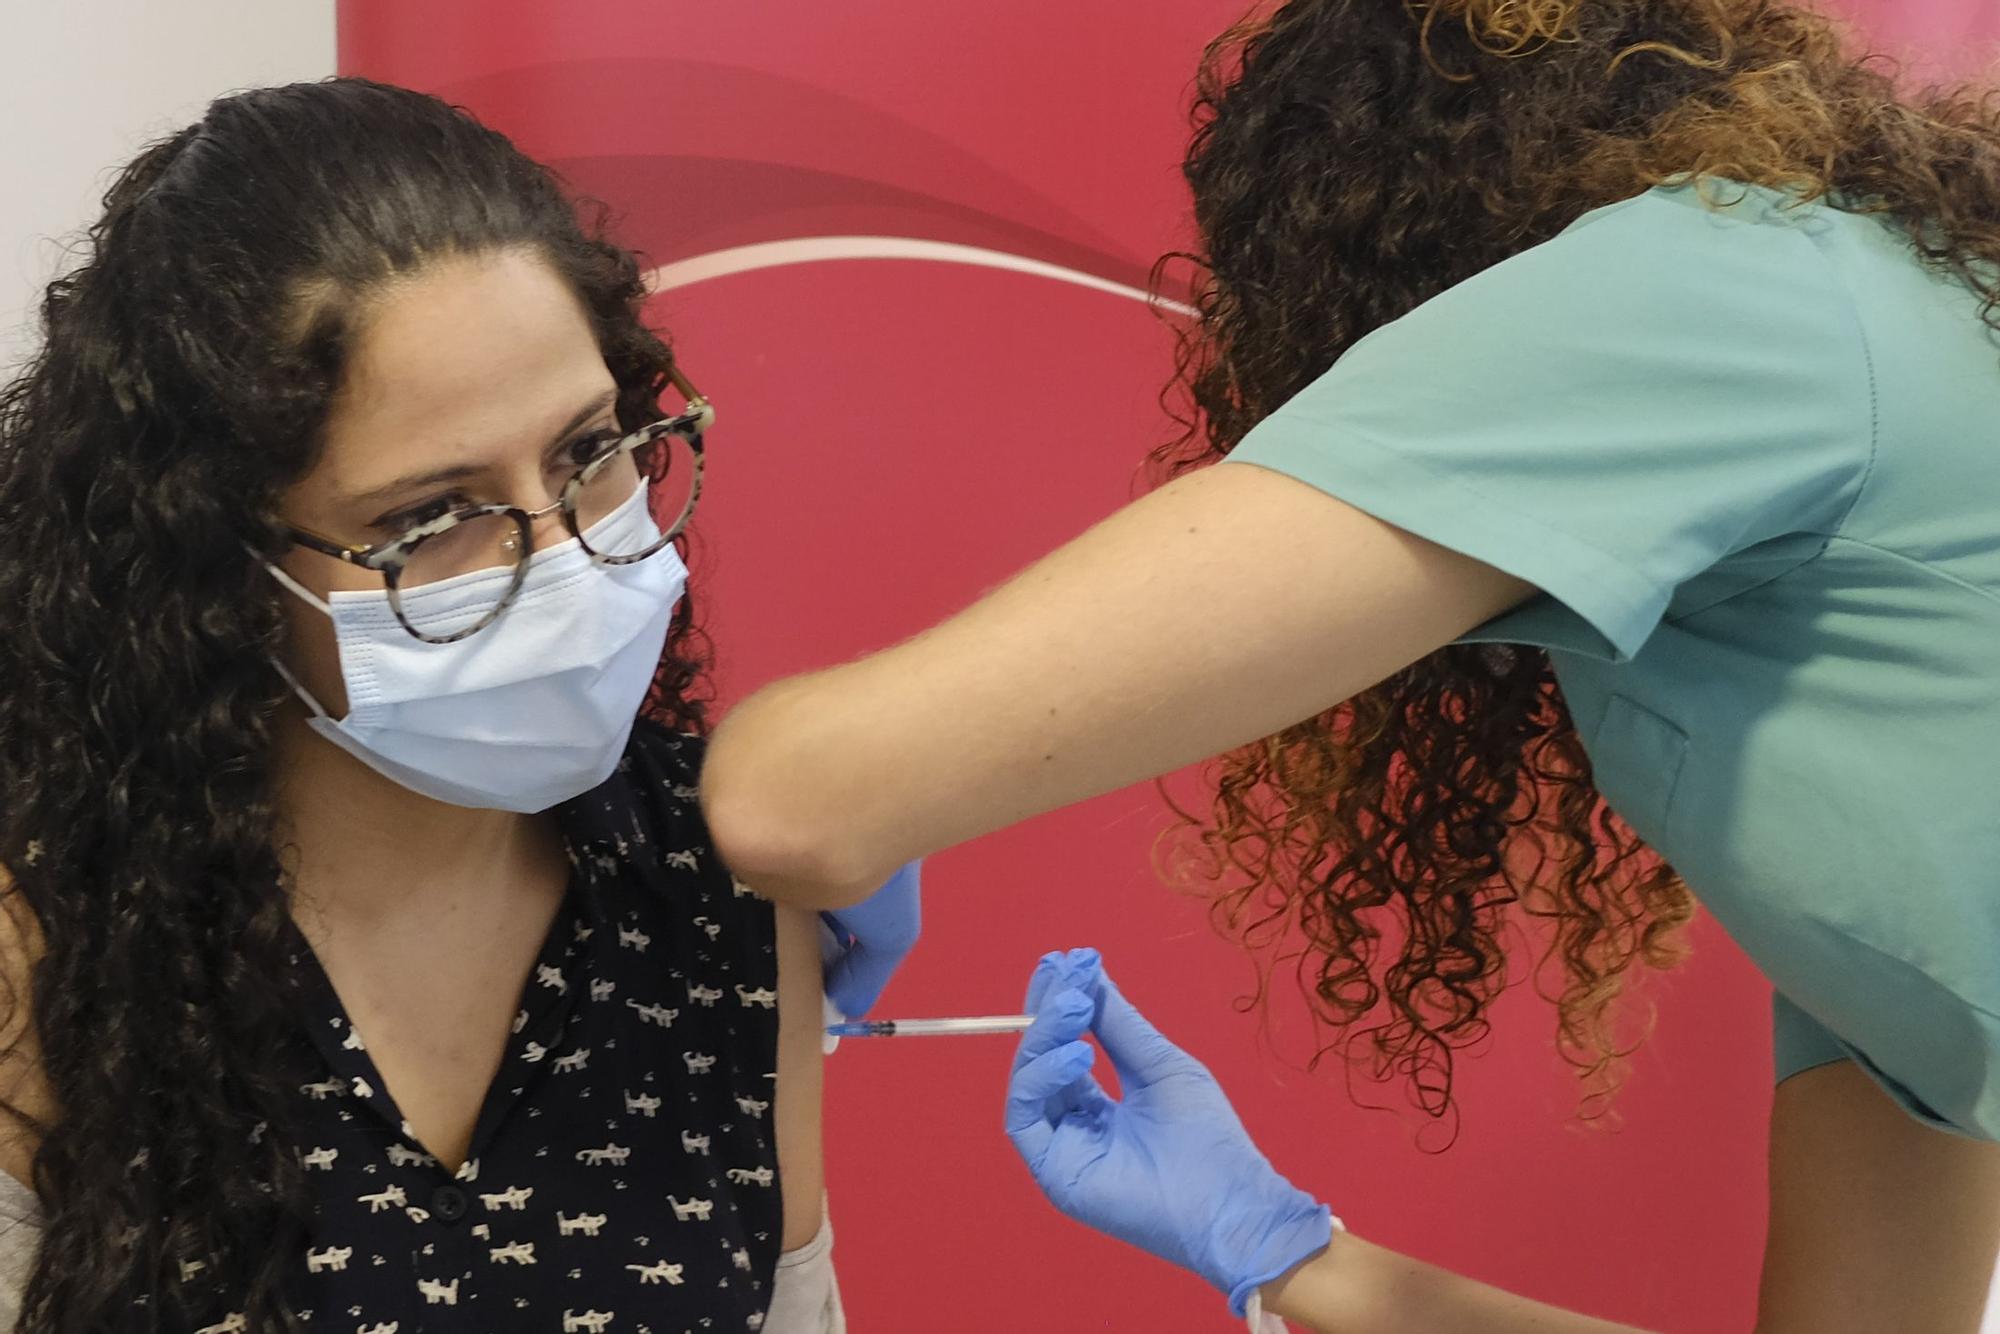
[1848,0,2000,78]
[337,4,1986,1329]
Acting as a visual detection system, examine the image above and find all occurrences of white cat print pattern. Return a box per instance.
[206,724,784,1332]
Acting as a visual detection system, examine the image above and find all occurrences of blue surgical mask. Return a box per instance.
[266,486,686,812]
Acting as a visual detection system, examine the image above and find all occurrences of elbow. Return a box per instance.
[700,717,882,912]
[703,790,874,911]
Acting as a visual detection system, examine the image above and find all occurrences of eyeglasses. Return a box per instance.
[284,368,711,644]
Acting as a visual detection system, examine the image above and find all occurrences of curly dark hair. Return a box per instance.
[1155,0,2000,1131]
[0,78,707,1331]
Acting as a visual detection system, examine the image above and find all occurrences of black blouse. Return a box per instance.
[266,723,783,1333]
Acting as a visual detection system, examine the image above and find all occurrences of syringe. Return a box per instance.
[825,1014,1035,1038]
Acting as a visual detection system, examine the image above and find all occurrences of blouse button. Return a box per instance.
[430,1184,469,1225]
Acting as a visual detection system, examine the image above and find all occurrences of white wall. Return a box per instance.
[0,0,337,375]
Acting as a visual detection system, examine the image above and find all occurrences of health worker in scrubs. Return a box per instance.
[703,1,2000,1330]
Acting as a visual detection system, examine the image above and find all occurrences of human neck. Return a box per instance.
[273,705,557,927]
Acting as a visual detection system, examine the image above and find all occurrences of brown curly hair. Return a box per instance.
[1155,0,2000,1131]
[0,79,708,1332]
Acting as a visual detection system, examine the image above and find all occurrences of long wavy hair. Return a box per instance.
[0,78,706,1331]
[1157,0,2000,1129]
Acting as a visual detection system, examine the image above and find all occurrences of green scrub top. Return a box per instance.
[1228,181,2000,1138]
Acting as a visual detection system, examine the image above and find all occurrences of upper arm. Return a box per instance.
[704,462,1532,905]
[771,903,826,1252]
[1757,1061,2000,1334]
[0,870,47,1181]
[0,871,48,1194]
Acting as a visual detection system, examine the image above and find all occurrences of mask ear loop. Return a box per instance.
[261,559,332,616]
[249,546,339,721]
[266,651,335,722]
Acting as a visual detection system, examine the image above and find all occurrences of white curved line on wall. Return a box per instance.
[644,235,1196,317]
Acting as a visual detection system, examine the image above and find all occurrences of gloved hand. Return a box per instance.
[1005,948,1336,1318]
[819,860,921,1019]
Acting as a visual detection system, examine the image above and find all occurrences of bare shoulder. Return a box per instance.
[1758,1060,2000,1333]
[770,904,826,1253]
[0,864,50,1191]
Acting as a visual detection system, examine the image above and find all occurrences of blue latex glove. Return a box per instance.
[819,860,921,1019]
[1005,948,1335,1317]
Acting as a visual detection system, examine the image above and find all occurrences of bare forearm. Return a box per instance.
[1264,1232,1656,1334]
[701,465,1532,908]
